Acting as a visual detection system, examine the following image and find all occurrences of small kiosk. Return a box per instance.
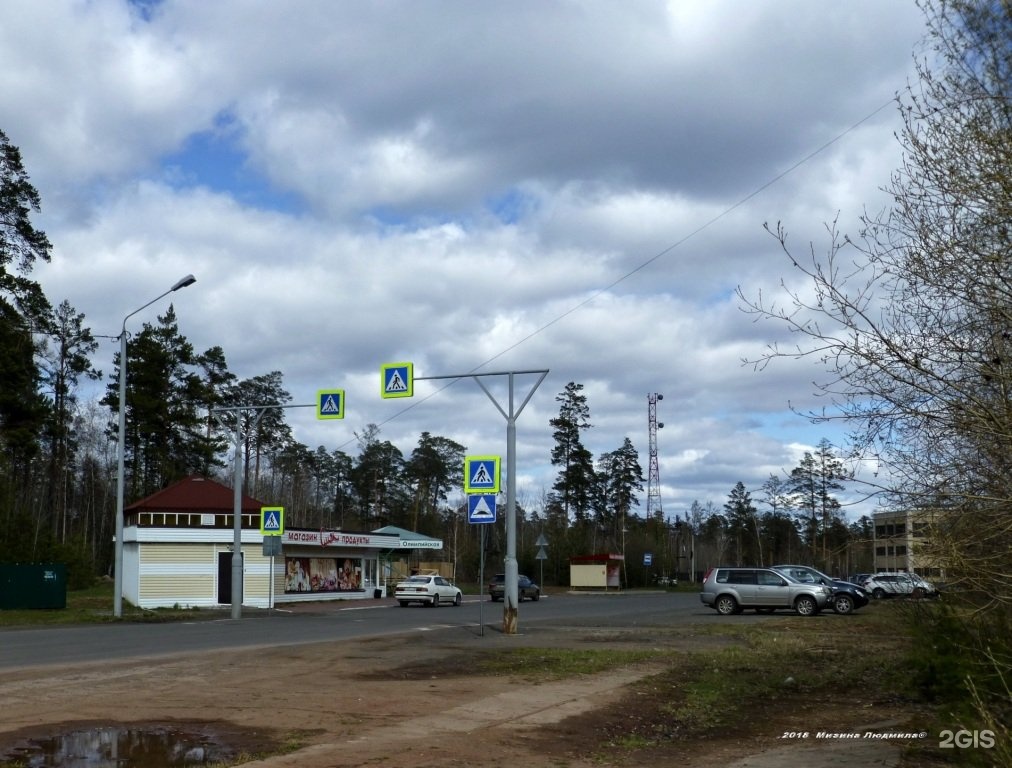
[569,553,624,590]
[120,475,444,609]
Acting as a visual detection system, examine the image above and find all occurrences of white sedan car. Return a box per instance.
[394,574,463,607]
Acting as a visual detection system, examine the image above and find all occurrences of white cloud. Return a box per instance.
[10,0,927,522]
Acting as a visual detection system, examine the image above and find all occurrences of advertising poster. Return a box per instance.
[285,557,362,593]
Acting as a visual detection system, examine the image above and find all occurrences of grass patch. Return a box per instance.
[0,581,226,626]
[474,647,663,681]
[581,604,922,760]
[667,608,913,734]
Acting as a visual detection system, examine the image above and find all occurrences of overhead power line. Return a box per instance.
[350,96,899,445]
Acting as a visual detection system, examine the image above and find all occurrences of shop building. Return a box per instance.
[121,475,443,609]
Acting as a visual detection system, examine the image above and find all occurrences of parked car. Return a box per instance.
[487,573,541,602]
[394,573,463,607]
[771,564,870,615]
[699,566,831,616]
[863,572,939,599]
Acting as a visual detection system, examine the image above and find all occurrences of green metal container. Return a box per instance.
[0,563,67,609]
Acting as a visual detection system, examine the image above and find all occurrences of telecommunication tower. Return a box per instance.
[647,393,664,517]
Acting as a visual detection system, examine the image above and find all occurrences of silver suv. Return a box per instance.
[700,566,832,616]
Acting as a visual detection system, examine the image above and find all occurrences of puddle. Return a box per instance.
[0,723,264,767]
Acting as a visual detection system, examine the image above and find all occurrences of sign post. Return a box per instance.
[380,364,549,634]
[536,532,549,598]
[467,492,498,636]
[260,507,284,610]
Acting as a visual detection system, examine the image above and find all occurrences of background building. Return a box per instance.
[871,509,947,579]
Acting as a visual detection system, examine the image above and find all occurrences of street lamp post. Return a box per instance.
[114,274,196,617]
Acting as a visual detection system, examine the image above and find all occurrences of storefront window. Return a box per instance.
[362,559,376,588]
[285,556,363,593]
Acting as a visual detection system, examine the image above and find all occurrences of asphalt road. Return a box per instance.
[0,591,725,669]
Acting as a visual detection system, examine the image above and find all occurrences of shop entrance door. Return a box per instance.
[217,552,243,604]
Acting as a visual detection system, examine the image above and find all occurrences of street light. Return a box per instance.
[114,274,196,617]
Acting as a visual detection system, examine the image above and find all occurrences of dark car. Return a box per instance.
[772,564,870,615]
[849,573,873,588]
[487,573,541,602]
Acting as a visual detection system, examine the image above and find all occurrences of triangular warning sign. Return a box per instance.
[472,497,494,519]
[386,371,407,392]
[321,395,341,414]
[471,463,492,485]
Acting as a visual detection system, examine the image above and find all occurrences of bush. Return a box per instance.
[906,601,1012,730]
[49,540,97,591]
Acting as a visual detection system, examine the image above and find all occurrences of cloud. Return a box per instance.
[9,0,927,521]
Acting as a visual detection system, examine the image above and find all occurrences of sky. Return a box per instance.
[1,0,929,523]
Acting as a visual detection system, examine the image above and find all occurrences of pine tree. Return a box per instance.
[220,371,293,494]
[548,382,595,523]
[350,439,407,527]
[193,345,234,476]
[38,300,99,540]
[405,432,465,533]
[104,306,210,498]
[786,440,846,568]
[724,481,760,566]
[0,129,51,313]
[596,437,644,548]
[0,129,52,525]
[758,473,797,564]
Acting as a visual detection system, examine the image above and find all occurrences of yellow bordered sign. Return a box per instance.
[381,362,413,398]
[317,389,345,419]
[464,455,500,494]
[260,506,285,535]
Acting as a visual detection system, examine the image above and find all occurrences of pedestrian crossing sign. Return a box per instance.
[316,389,345,419]
[464,455,500,494]
[381,362,413,399]
[260,506,285,535]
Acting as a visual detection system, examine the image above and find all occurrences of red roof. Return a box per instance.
[125,475,267,513]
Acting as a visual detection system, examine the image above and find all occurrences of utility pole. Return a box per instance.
[211,401,324,619]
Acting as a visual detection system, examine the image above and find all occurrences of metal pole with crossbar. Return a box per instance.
[412,369,549,634]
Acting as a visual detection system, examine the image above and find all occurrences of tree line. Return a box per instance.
[534,382,867,586]
[1,127,864,590]
[2,117,858,591]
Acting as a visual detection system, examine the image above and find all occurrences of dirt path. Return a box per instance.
[0,619,914,768]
